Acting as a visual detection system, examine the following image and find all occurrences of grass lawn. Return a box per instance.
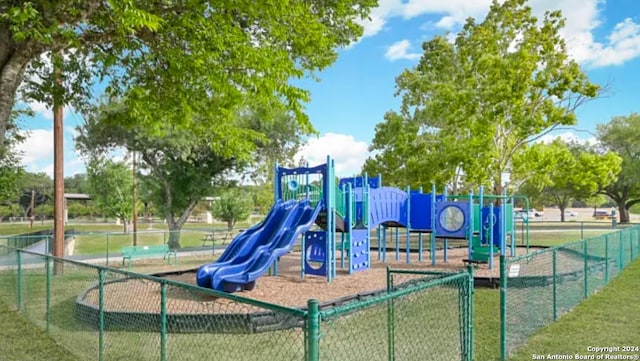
[507,258,640,360]
[0,299,80,361]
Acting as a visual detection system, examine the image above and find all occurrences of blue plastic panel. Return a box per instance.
[435,201,470,239]
[481,207,502,247]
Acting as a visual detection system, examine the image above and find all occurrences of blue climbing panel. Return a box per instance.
[350,229,369,273]
[304,231,327,276]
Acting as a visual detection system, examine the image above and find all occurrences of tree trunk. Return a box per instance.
[121,218,130,233]
[559,205,566,222]
[165,201,199,249]
[166,218,183,249]
[618,203,629,224]
[0,31,38,143]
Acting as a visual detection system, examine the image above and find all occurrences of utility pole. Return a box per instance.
[132,151,138,246]
[53,53,65,274]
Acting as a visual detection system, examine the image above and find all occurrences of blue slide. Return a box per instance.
[196,199,322,293]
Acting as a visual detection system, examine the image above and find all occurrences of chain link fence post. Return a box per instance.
[500,255,507,361]
[552,248,557,320]
[98,268,105,361]
[467,265,474,361]
[583,240,588,299]
[605,234,610,283]
[160,282,168,361]
[307,299,320,361]
[45,254,51,334]
[16,249,22,311]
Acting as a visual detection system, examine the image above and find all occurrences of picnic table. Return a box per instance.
[201,229,245,246]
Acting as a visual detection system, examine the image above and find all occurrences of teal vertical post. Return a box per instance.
[307,299,320,361]
[418,186,424,262]
[583,240,588,299]
[395,227,399,261]
[552,248,557,320]
[98,269,105,361]
[627,228,636,262]
[444,238,448,262]
[340,232,346,269]
[604,234,610,283]
[580,222,584,240]
[406,185,411,264]
[468,265,475,361]
[386,268,395,361]
[501,189,507,256]
[500,255,507,361]
[468,190,474,262]
[160,283,167,361]
[105,234,110,266]
[489,203,495,270]
[45,256,51,333]
[509,195,516,257]
[431,184,437,266]
[162,231,166,245]
[442,188,448,266]
[16,250,22,311]
[377,226,381,260]
[619,232,624,269]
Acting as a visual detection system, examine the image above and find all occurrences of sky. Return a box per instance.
[16,0,640,179]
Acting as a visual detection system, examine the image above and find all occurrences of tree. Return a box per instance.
[16,171,52,218]
[86,158,136,233]
[512,139,621,221]
[76,99,308,249]
[365,0,599,194]
[1,1,375,144]
[64,173,89,194]
[597,113,640,223]
[212,189,253,230]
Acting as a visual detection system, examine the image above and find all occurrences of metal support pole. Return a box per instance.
[98,269,105,361]
[499,255,507,361]
[160,283,168,361]
[307,299,320,361]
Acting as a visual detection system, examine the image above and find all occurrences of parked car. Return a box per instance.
[594,210,613,220]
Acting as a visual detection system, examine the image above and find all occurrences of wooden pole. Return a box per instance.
[53,53,65,274]
[132,151,138,245]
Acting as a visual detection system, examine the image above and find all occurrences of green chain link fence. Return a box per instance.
[0,246,473,361]
[500,225,640,360]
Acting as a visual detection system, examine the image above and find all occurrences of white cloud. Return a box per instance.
[296,133,369,177]
[536,131,598,145]
[39,163,55,178]
[16,129,54,165]
[362,0,640,67]
[385,39,422,61]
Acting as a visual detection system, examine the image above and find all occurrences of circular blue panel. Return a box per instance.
[287,179,299,191]
[439,205,465,233]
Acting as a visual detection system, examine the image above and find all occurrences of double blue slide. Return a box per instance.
[196,199,322,293]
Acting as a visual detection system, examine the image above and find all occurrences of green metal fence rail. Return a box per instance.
[0,245,473,361]
[500,225,640,360]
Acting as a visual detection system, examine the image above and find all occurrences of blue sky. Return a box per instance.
[17,0,640,179]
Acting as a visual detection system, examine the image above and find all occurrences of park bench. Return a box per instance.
[121,244,177,269]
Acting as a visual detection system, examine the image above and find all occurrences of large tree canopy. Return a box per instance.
[1,0,376,144]
[364,0,599,194]
[597,113,640,223]
[76,98,309,248]
[512,139,621,221]
[86,158,136,233]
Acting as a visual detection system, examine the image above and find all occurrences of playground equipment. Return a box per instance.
[197,156,524,292]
